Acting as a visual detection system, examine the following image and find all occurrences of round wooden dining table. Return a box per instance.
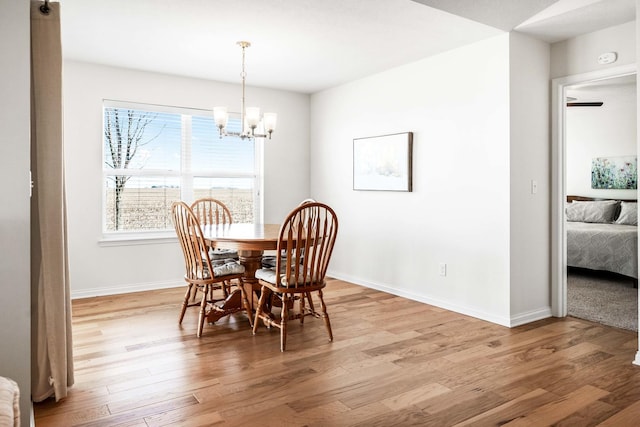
[202,223,281,311]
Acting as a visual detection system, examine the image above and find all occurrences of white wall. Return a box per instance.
[0,1,31,425]
[311,35,514,325]
[509,33,552,323]
[64,61,310,297]
[551,20,636,79]
[636,0,640,367]
[566,82,637,199]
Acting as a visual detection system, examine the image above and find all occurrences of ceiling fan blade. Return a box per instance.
[566,102,603,107]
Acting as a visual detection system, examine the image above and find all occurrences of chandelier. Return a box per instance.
[213,41,277,140]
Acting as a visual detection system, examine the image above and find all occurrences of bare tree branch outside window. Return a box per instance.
[103,108,160,230]
[101,104,257,235]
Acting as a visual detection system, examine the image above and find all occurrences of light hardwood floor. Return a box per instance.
[34,279,640,426]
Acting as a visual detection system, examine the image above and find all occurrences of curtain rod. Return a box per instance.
[40,0,51,15]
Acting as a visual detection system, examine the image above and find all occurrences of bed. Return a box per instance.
[566,196,638,279]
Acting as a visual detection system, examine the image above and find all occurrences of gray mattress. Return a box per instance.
[567,221,638,278]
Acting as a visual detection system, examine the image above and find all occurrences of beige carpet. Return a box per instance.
[567,268,638,332]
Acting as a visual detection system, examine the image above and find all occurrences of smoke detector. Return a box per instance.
[597,52,617,65]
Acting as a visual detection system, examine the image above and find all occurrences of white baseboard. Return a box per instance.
[74,272,554,330]
[71,279,183,299]
[328,269,514,327]
[509,307,553,327]
[634,350,640,366]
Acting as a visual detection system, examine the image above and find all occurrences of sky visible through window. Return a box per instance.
[103,105,258,232]
[104,107,255,189]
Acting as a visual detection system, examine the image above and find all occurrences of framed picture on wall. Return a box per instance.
[591,155,637,189]
[353,132,413,191]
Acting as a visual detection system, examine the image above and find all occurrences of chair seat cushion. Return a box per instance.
[255,267,313,287]
[255,267,277,283]
[261,255,277,268]
[209,248,239,260]
[261,254,304,269]
[206,259,245,277]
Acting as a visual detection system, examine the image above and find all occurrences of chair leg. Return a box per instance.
[306,292,316,313]
[240,284,254,328]
[299,292,306,325]
[303,291,316,324]
[179,284,193,324]
[253,286,268,335]
[222,280,230,298]
[190,286,198,303]
[281,293,289,352]
[317,289,333,342]
[197,284,209,337]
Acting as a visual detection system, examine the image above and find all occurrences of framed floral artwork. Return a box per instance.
[591,156,637,189]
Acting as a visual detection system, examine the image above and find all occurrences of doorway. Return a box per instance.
[551,64,637,319]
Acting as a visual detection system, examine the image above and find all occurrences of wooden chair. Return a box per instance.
[171,201,252,337]
[191,197,233,227]
[191,198,238,298]
[253,202,339,351]
[262,198,316,268]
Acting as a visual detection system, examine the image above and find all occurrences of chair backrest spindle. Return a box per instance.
[274,202,338,290]
[191,198,233,227]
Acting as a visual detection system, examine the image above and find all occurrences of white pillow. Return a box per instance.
[615,201,637,225]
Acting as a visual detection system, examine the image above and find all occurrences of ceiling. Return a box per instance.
[60,0,635,94]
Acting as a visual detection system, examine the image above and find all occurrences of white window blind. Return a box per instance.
[102,101,260,236]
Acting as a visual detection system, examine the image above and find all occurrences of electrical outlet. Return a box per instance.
[439,263,447,277]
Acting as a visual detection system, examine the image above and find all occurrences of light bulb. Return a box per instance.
[263,113,277,132]
[245,107,261,128]
[213,107,228,128]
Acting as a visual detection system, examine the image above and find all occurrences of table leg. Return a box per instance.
[238,249,264,311]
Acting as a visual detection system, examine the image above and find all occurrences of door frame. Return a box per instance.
[551,63,637,317]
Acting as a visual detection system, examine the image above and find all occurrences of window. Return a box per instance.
[102,101,261,239]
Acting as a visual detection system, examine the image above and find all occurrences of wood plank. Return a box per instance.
[502,385,610,426]
[381,382,452,411]
[453,388,558,426]
[596,399,640,426]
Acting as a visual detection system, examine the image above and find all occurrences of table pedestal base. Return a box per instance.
[238,249,264,311]
[204,249,265,325]
[206,289,243,323]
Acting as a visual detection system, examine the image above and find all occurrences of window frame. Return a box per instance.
[100,99,263,246]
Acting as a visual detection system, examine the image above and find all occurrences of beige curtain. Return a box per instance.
[30,1,74,402]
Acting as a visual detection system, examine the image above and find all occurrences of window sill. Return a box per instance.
[99,232,177,247]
